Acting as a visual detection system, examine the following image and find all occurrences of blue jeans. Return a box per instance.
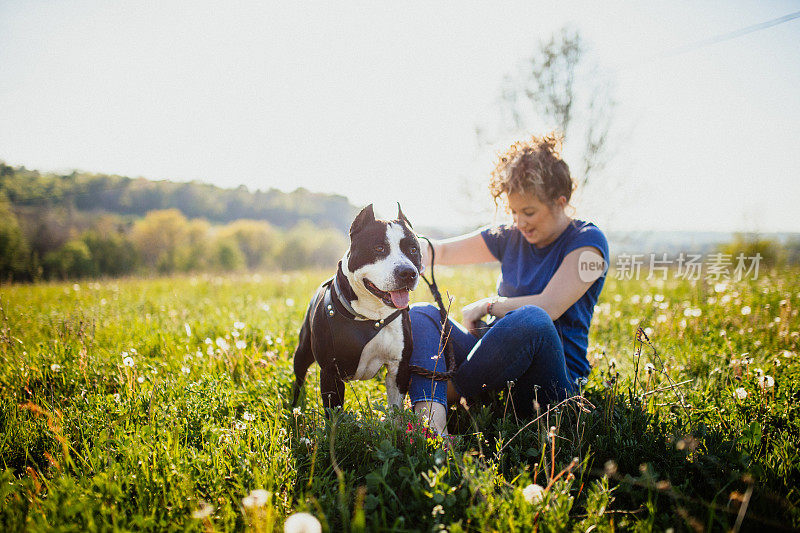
[407,303,577,417]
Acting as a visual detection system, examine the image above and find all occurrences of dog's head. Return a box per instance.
[344,203,422,312]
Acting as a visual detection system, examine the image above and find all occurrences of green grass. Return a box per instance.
[1,266,799,531]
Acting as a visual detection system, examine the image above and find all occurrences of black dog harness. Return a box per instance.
[315,269,406,365]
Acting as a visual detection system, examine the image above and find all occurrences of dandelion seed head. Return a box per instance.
[522,483,545,504]
[123,356,134,367]
[181,366,190,374]
[284,512,321,533]
[740,306,752,315]
[235,340,247,350]
[50,363,61,373]
[758,375,775,390]
[734,387,747,400]
[234,321,245,330]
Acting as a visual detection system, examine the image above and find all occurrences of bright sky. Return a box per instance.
[1,1,799,233]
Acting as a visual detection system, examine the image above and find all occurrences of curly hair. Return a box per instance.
[488,133,575,208]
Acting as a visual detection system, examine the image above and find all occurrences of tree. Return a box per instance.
[0,192,30,281]
[476,28,616,188]
[130,209,189,273]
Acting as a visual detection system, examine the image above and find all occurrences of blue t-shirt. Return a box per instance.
[481,219,609,380]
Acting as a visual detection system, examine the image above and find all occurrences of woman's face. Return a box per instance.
[507,190,567,247]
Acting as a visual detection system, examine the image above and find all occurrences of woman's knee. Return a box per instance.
[506,305,552,329]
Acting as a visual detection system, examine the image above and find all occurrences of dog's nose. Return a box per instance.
[396,266,418,284]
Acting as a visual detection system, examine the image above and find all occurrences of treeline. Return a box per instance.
[1,162,353,282]
[0,162,357,230]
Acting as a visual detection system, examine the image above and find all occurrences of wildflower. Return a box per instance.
[644,327,653,337]
[192,501,214,519]
[242,489,271,509]
[654,294,665,302]
[50,363,61,373]
[740,306,752,315]
[129,348,137,354]
[284,512,321,533]
[758,375,775,390]
[206,346,214,356]
[607,358,617,371]
[184,323,192,337]
[204,338,213,345]
[137,376,145,384]
[231,330,240,338]
[644,363,655,375]
[123,356,135,367]
[242,411,254,421]
[292,407,301,416]
[657,314,667,323]
[235,340,247,350]
[522,483,545,504]
[215,337,229,351]
[73,283,80,291]
[734,387,747,400]
[181,366,190,374]
[285,298,295,307]
[752,367,763,377]
[299,437,312,446]
[628,318,639,326]
[234,321,245,330]
[714,283,727,293]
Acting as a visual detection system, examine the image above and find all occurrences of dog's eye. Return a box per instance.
[374,245,386,253]
[409,246,418,254]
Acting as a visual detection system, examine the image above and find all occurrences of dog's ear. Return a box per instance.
[350,204,375,238]
[397,202,412,229]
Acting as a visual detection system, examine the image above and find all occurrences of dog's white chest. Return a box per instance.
[350,319,404,380]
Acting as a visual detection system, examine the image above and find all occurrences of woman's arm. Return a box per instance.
[461,246,605,332]
[421,228,497,270]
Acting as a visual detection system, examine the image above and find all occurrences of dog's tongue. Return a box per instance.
[389,289,410,309]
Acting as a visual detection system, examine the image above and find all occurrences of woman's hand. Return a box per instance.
[461,297,493,336]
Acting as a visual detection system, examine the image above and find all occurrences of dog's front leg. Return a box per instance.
[384,364,403,410]
[320,365,345,414]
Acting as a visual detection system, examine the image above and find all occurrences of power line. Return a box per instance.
[657,10,800,59]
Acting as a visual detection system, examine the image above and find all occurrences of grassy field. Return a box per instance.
[1,266,799,531]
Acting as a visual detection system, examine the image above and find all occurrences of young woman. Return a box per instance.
[409,134,609,435]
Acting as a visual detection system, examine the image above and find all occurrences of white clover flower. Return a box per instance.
[235,340,247,350]
[284,512,321,533]
[184,323,192,337]
[50,363,62,373]
[522,483,545,504]
[734,387,748,400]
[740,306,752,315]
[234,321,245,330]
[181,366,190,374]
[758,375,775,390]
[123,356,135,367]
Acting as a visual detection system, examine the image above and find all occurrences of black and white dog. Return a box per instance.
[291,204,423,411]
